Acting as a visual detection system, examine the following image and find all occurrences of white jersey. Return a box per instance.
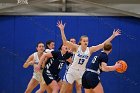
[33,52,45,82]
[70,46,90,71]
[33,52,45,64]
[33,52,40,64]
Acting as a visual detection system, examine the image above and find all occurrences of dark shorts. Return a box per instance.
[82,71,100,89]
[43,69,61,85]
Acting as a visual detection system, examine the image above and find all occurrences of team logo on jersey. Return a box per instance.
[77,54,89,59]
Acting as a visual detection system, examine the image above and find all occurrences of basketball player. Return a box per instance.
[36,40,55,93]
[41,40,55,68]
[61,38,82,93]
[45,40,55,53]
[57,20,121,93]
[35,44,73,93]
[82,42,121,93]
[23,42,45,93]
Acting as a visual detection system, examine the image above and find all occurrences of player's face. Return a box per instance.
[70,39,76,44]
[48,42,55,49]
[81,37,88,47]
[62,45,68,53]
[37,43,45,53]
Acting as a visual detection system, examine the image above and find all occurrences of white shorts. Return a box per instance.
[32,70,43,82]
[64,67,85,84]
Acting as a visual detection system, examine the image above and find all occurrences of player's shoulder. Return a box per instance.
[51,50,61,57]
[33,52,37,55]
[98,51,107,58]
[31,52,37,57]
[100,51,107,55]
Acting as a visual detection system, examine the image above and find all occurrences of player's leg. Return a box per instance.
[58,80,63,89]
[25,78,39,93]
[85,89,93,93]
[61,74,73,93]
[36,81,52,93]
[68,82,73,93]
[61,67,79,93]
[60,81,66,93]
[75,80,82,93]
[75,69,86,93]
[92,82,104,93]
[49,80,60,93]
[60,72,75,93]
[45,84,52,93]
[82,71,96,93]
[42,69,60,93]
[60,81,73,93]
[43,74,59,93]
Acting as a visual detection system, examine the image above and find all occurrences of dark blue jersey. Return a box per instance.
[87,51,108,74]
[44,51,72,75]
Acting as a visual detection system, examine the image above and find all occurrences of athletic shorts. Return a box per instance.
[64,67,85,84]
[82,71,100,89]
[42,69,61,85]
[32,70,43,82]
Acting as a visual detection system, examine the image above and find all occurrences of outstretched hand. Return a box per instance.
[57,20,66,31]
[113,29,121,37]
[115,61,122,69]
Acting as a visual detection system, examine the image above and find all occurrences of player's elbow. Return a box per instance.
[23,64,28,68]
[63,40,68,45]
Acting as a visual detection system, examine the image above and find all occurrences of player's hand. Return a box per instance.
[114,62,122,69]
[57,20,66,31]
[113,29,121,37]
[34,65,40,72]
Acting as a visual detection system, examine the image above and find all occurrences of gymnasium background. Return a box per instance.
[0,16,140,93]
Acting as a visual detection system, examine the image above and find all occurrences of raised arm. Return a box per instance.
[23,54,34,68]
[57,20,78,52]
[90,29,121,54]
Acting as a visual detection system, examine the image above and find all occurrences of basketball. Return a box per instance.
[116,60,128,73]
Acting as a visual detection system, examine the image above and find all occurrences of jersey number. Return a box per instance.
[58,63,64,69]
[78,59,85,65]
[92,56,98,63]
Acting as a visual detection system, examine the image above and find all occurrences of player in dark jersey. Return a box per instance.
[35,44,72,93]
[45,40,55,52]
[36,40,55,93]
[82,42,121,93]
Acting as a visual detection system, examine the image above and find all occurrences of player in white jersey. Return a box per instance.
[23,42,45,93]
[57,20,121,93]
[61,38,82,93]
